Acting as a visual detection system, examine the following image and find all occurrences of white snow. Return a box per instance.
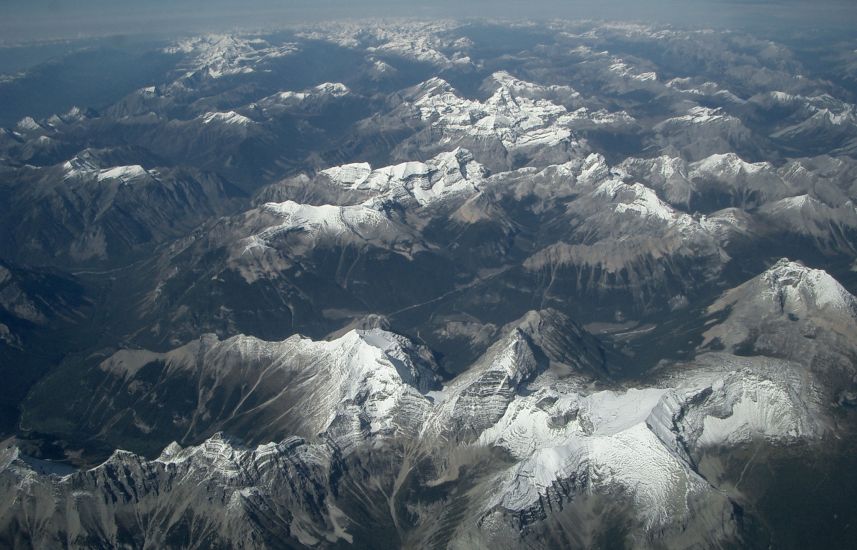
[16,117,42,131]
[595,180,685,224]
[274,82,350,105]
[321,162,372,188]
[230,199,419,265]
[299,20,470,69]
[691,152,770,177]
[201,111,253,126]
[96,165,149,182]
[479,385,702,528]
[406,75,579,154]
[561,107,636,129]
[259,200,390,237]
[761,259,856,313]
[476,355,823,529]
[609,61,657,81]
[321,148,486,207]
[697,377,810,446]
[62,156,151,184]
[165,34,298,79]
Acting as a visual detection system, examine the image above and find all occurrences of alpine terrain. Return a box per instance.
[1,14,857,550]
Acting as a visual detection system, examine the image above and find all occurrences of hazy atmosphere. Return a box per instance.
[2,0,857,548]
[2,0,857,42]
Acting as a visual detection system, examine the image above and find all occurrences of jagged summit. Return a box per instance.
[3,18,857,550]
[386,73,586,170]
[201,110,255,126]
[164,34,299,79]
[501,309,610,379]
[320,147,486,207]
[715,258,857,319]
[51,328,442,454]
[701,260,857,389]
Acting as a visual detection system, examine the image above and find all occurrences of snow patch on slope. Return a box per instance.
[320,148,486,207]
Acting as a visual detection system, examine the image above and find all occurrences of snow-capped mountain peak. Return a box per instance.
[201,111,254,126]
[321,148,486,207]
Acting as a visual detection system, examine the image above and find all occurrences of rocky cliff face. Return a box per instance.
[4,18,857,549]
[6,273,854,548]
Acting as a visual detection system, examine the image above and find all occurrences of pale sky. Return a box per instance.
[1,0,855,42]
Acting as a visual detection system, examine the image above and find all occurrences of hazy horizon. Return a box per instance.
[2,0,857,43]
